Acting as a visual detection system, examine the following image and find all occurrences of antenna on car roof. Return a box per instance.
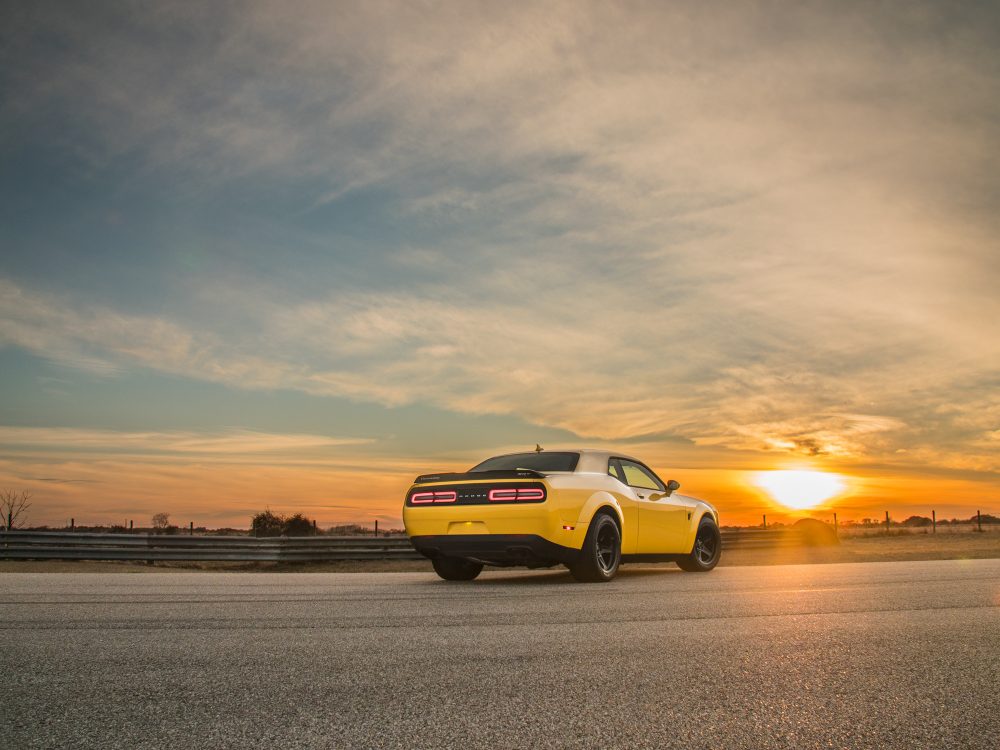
[535,444,543,453]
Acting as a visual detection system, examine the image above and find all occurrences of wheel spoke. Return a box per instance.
[695,533,716,564]
[592,523,619,573]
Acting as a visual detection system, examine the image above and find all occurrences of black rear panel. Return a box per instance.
[406,481,546,506]
[410,534,578,566]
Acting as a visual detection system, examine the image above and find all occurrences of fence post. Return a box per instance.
[129,519,133,532]
[833,513,838,537]
[70,518,75,531]
[932,510,936,533]
[977,510,982,532]
[189,521,194,536]
[885,511,890,532]
[375,519,379,537]
[762,514,767,530]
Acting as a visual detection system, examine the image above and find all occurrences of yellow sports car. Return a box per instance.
[403,448,721,582]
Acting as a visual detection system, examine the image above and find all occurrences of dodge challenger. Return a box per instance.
[403,448,721,582]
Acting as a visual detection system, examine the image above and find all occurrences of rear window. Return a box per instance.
[469,452,580,473]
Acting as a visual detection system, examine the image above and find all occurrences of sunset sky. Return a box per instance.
[1,1,997,528]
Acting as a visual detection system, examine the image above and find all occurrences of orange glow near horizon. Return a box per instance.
[0,441,995,530]
[752,469,847,510]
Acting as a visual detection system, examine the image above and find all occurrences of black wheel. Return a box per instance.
[677,516,722,572]
[431,556,483,581]
[570,513,621,582]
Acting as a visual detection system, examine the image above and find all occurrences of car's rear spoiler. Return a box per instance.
[413,469,546,484]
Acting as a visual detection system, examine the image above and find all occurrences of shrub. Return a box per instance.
[251,509,318,536]
[251,509,284,537]
[327,524,368,536]
[282,513,317,536]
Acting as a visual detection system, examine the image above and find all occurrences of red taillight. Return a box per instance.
[517,488,545,501]
[410,491,456,504]
[489,487,545,502]
[488,488,518,502]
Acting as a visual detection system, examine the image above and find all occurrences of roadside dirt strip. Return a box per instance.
[3,559,999,749]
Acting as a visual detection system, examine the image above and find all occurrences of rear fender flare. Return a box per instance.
[577,492,624,532]
[683,506,717,551]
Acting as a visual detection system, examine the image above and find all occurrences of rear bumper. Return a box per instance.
[410,534,580,567]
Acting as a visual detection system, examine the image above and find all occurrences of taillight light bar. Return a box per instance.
[407,482,545,505]
[488,487,545,502]
[409,491,457,504]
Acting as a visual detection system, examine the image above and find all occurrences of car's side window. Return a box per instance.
[607,459,625,483]
[618,459,664,491]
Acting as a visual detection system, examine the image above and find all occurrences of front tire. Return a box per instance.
[570,513,621,582]
[677,516,722,572]
[431,556,483,581]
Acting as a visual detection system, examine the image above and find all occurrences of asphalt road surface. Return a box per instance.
[3,559,999,749]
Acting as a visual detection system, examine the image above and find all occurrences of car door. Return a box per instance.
[617,458,688,554]
[607,458,639,553]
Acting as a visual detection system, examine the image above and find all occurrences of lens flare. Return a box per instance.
[753,470,846,509]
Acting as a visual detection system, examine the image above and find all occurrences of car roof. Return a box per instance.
[486,448,646,474]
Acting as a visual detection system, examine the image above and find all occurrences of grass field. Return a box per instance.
[2,527,997,573]
[719,526,1000,567]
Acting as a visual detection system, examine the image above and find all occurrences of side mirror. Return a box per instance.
[665,479,680,496]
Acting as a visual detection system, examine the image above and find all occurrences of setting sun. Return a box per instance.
[753,470,846,510]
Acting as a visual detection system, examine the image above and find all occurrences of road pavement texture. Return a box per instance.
[3,560,999,749]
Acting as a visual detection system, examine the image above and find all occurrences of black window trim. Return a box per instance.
[607,457,625,484]
[612,456,666,492]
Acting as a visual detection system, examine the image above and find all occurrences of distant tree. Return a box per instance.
[902,515,933,527]
[1,489,32,530]
[151,513,170,530]
[282,513,317,537]
[252,509,284,537]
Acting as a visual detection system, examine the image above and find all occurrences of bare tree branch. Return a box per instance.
[1,489,33,530]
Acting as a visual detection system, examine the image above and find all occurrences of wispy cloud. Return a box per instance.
[0,426,373,456]
[2,273,997,473]
[1,1,997,490]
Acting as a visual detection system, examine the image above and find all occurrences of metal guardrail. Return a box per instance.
[0,531,423,562]
[0,528,817,562]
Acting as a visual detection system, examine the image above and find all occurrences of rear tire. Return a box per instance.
[677,516,722,572]
[570,513,621,582]
[431,556,484,581]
